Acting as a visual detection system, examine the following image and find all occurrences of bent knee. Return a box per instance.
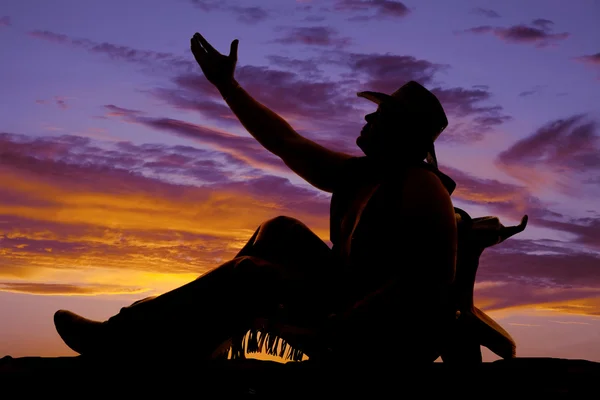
[257,216,313,244]
[262,215,303,230]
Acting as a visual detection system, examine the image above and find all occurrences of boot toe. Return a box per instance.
[54,309,104,355]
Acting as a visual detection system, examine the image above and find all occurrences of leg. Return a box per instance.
[234,215,332,277]
[54,216,332,358]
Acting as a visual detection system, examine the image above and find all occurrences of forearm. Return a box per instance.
[218,80,298,155]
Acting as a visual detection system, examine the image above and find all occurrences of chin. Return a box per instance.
[356,136,371,156]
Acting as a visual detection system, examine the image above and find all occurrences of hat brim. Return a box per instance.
[357,91,395,104]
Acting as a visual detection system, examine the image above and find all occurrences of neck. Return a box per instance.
[365,154,425,181]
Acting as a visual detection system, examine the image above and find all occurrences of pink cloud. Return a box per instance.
[575,53,600,66]
[495,114,600,193]
[0,16,11,27]
[34,96,69,110]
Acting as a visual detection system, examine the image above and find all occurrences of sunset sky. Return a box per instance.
[1,0,599,362]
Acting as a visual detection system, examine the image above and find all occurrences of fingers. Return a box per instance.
[190,37,203,54]
[190,37,205,63]
[194,32,218,54]
[229,39,239,60]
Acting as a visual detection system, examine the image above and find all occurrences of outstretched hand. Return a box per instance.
[190,32,239,89]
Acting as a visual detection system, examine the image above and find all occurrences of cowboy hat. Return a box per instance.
[357,80,448,168]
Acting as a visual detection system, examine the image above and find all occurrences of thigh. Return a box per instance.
[243,216,333,277]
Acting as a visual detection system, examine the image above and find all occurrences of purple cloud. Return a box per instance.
[188,0,220,11]
[232,6,270,24]
[495,114,600,192]
[472,238,600,314]
[266,55,324,76]
[28,30,195,71]
[340,52,446,91]
[273,26,352,47]
[334,0,411,20]
[189,0,271,24]
[155,66,363,154]
[518,85,545,97]
[432,165,600,313]
[575,53,600,66]
[442,154,600,253]
[479,240,600,288]
[430,86,512,140]
[101,104,289,172]
[29,29,509,149]
[532,18,554,30]
[427,163,600,314]
[0,16,11,27]
[459,19,570,48]
[471,8,501,19]
[0,131,237,189]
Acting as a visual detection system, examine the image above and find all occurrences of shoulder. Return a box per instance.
[331,156,371,192]
[385,166,451,206]
[375,166,455,234]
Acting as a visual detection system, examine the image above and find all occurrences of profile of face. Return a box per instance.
[356,109,381,156]
[357,92,436,164]
[356,105,407,159]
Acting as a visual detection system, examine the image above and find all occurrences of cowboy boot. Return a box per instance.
[54,296,160,358]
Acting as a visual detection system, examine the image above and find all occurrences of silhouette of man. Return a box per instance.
[54,33,458,364]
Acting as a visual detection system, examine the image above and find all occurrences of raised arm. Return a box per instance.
[191,33,352,192]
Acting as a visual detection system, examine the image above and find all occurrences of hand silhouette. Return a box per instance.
[190,32,239,89]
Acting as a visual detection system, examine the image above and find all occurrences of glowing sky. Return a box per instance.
[1,0,599,361]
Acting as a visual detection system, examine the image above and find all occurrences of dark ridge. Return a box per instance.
[1,355,599,396]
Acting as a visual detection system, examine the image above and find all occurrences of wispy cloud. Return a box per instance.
[28,30,195,71]
[0,16,11,27]
[549,320,591,325]
[575,53,600,78]
[575,53,600,66]
[333,0,411,21]
[471,8,501,19]
[189,0,271,24]
[0,282,150,296]
[272,26,352,47]
[35,96,70,110]
[458,18,570,48]
[495,114,600,194]
[518,85,545,97]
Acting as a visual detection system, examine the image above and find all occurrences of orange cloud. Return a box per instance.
[0,133,330,295]
[0,282,150,296]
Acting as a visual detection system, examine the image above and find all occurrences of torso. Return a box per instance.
[329,156,456,295]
